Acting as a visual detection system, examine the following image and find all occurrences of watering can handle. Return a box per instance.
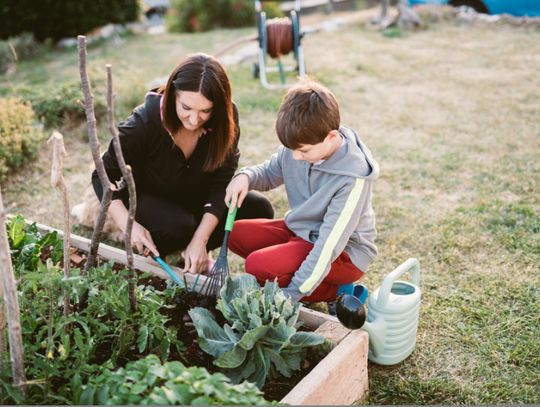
[376,258,420,309]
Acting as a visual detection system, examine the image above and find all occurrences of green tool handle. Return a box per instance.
[225,205,238,232]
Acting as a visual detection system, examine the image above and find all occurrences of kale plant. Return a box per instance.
[189,274,325,388]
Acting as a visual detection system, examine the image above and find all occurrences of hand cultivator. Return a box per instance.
[253,0,306,89]
[198,205,238,297]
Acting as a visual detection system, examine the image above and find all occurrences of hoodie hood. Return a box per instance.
[314,125,379,180]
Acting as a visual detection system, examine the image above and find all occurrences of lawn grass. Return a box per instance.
[1,7,539,405]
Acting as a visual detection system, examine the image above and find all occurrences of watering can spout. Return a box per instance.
[361,317,386,358]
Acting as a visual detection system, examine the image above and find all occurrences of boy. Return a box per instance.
[225,79,379,303]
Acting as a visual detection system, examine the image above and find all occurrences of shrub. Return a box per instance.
[0,32,46,75]
[0,98,45,179]
[76,354,269,405]
[167,0,283,33]
[16,80,107,129]
[0,0,140,42]
[0,41,16,75]
[189,274,326,388]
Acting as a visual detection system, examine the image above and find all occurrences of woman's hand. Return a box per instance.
[225,173,249,209]
[131,221,159,257]
[183,237,208,274]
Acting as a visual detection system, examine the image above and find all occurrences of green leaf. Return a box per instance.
[189,307,232,357]
[268,348,293,377]
[160,336,170,361]
[215,345,247,368]
[281,350,302,371]
[223,324,240,343]
[138,324,149,353]
[261,323,295,347]
[79,386,96,405]
[96,385,111,404]
[289,331,325,348]
[247,345,270,389]
[237,325,269,350]
[8,215,26,248]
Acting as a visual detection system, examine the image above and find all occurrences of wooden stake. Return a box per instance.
[78,35,113,273]
[0,187,27,392]
[106,65,138,312]
[47,131,71,318]
[0,270,5,370]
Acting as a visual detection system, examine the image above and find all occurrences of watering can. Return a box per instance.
[336,258,421,365]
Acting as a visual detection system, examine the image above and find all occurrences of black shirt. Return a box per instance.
[92,91,240,221]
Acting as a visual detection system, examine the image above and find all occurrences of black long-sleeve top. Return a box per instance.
[92,91,240,220]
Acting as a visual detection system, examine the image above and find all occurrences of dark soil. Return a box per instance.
[63,248,327,402]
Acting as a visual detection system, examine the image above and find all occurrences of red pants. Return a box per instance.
[229,219,364,302]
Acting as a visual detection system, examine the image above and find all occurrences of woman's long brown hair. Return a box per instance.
[160,53,236,172]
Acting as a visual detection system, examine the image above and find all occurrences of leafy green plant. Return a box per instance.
[7,214,63,274]
[1,215,185,404]
[167,0,283,33]
[0,0,140,42]
[189,274,325,388]
[15,79,106,129]
[76,354,269,405]
[0,98,45,179]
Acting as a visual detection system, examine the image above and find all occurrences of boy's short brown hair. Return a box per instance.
[275,79,340,149]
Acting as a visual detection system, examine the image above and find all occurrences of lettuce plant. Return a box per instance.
[188,274,325,388]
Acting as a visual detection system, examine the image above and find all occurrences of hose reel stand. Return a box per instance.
[254,0,306,89]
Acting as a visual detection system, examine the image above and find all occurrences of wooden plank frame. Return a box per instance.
[21,218,369,405]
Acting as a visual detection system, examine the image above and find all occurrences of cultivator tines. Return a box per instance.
[199,205,237,298]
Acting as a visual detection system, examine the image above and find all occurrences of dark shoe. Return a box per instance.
[327,300,337,316]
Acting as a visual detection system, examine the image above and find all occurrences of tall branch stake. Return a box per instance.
[106,65,138,312]
[0,266,5,370]
[0,187,27,393]
[48,131,71,318]
[78,35,113,273]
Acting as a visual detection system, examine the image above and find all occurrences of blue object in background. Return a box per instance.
[337,283,369,304]
[407,0,540,17]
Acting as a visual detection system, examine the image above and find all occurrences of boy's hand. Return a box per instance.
[225,173,250,210]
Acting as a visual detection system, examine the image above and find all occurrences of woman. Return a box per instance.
[92,53,274,274]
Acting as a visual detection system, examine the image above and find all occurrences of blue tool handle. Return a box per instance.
[152,255,185,289]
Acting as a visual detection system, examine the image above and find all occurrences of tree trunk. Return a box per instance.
[0,187,27,392]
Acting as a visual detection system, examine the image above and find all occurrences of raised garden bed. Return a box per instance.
[9,217,369,405]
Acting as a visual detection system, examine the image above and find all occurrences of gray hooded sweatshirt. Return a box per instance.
[239,125,379,302]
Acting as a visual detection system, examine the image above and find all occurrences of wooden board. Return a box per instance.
[16,217,370,405]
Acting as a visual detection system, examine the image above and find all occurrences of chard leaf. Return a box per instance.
[215,345,247,368]
[137,325,149,353]
[237,325,269,350]
[8,215,26,248]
